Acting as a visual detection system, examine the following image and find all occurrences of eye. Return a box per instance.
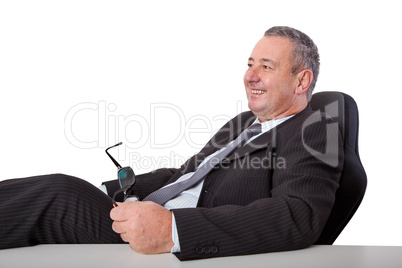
[263,65,271,70]
[247,63,253,68]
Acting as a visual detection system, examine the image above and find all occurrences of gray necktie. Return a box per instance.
[143,123,262,205]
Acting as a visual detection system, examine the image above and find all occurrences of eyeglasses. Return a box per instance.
[105,142,137,206]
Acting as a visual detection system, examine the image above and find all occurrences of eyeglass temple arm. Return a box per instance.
[112,185,131,207]
[105,142,122,169]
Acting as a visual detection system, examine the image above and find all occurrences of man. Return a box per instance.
[0,26,343,261]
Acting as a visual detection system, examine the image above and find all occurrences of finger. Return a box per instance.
[110,204,127,221]
[112,220,126,234]
[111,201,142,221]
[120,233,130,243]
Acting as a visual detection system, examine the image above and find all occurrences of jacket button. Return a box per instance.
[203,246,211,254]
[211,246,218,254]
[195,246,204,254]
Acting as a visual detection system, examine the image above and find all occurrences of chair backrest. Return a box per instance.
[310,91,367,244]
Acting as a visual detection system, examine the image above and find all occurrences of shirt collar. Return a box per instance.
[252,115,295,134]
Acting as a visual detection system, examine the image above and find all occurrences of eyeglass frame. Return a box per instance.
[105,142,138,206]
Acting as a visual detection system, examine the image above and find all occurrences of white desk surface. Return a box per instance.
[0,244,401,268]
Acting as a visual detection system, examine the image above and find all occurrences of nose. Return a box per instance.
[244,67,260,83]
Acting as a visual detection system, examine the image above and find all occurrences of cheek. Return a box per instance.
[245,88,251,99]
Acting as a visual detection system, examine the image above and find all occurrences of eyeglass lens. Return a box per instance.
[118,167,135,188]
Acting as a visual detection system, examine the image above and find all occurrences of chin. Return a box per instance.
[248,102,270,118]
[248,105,263,116]
[248,101,263,112]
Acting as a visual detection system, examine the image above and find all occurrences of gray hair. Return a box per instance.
[264,26,320,100]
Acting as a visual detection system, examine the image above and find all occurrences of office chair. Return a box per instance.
[310,91,367,244]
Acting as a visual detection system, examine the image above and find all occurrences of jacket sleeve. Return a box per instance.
[171,115,344,260]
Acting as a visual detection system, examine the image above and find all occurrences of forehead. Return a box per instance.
[249,36,293,65]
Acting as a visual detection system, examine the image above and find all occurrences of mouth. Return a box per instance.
[251,89,266,95]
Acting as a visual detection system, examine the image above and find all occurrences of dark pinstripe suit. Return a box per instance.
[105,105,344,260]
[0,105,343,261]
[0,174,123,249]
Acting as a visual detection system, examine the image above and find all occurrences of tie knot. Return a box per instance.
[246,123,261,136]
[241,124,261,144]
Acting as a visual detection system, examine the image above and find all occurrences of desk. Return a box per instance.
[0,245,401,268]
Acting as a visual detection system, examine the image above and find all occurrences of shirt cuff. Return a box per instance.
[98,184,108,195]
[170,212,181,253]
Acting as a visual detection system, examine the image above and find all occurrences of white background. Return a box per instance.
[1,0,401,246]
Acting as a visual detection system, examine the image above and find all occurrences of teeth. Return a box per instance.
[251,90,265,94]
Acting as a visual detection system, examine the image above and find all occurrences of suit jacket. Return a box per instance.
[103,105,344,260]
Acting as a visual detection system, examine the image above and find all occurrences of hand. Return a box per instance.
[110,201,174,254]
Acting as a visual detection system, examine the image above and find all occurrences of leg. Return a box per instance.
[0,174,123,249]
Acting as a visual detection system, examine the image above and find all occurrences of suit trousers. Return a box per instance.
[0,174,124,249]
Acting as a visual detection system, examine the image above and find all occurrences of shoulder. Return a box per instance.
[274,105,328,136]
[275,105,344,167]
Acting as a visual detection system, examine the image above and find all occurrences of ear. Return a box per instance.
[295,69,313,95]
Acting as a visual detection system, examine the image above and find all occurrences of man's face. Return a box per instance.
[244,36,300,122]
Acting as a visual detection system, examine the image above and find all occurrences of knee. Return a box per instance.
[46,173,80,186]
[45,173,92,195]
[49,173,79,182]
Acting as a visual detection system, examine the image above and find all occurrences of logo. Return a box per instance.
[302,101,340,167]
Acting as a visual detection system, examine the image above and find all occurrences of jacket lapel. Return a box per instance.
[181,134,231,174]
[225,130,272,162]
[184,112,256,170]
[195,115,274,164]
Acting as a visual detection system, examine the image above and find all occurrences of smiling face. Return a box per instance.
[244,36,309,122]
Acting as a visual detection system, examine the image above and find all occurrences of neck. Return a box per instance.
[257,102,308,122]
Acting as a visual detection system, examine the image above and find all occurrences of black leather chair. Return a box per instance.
[310,91,367,244]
